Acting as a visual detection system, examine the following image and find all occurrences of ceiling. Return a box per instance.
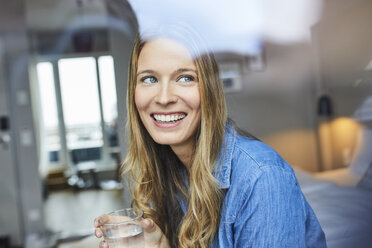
[25,0,108,30]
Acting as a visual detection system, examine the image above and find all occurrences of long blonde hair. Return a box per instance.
[122,26,227,247]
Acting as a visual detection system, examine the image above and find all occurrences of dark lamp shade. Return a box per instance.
[0,116,10,131]
[318,95,332,116]
[73,31,94,53]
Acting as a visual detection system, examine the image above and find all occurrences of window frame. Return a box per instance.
[33,52,119,172]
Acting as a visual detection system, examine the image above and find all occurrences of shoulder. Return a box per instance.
[231,135,295,179]
[227,135,302,212]
[221,134,304,221]
[223,136,304,223]
[217,124,297,192]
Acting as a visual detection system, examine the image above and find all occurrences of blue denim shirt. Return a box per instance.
[179,124,326,247]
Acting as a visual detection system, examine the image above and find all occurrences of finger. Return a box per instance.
[141,218,156,233]
[141,218,164,245]
[94,214,109,227]
[95,228,103,238]
[99,240,109,248]
[94,217,101,228]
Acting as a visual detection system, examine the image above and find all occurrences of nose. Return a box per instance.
[154,82,177,105]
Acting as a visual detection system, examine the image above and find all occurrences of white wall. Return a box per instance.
[0,34,23,247]
[312,0,372,169]
[0,0,45,246]
[225,42,320,172]
[225,0,372,172]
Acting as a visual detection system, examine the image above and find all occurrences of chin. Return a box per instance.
[152,137,178,146]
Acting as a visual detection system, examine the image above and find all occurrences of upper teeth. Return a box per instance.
[153,114,186,122]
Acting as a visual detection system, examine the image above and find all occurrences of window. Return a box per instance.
[36,55,119,170]
[59,57,103,150]
[36,62,60,163]
[98,56,119,148]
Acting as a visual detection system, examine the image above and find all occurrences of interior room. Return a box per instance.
[0,0,371,247]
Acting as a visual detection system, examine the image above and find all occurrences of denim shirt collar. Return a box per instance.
[213,124,236,189]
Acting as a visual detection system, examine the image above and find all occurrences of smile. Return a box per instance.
[152,113,186,123]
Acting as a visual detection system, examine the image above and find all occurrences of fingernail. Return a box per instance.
[103,240,108,248]
[146,218,153,226]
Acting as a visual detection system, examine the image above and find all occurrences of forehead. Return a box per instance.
[137,38,195,68]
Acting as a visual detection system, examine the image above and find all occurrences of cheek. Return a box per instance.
[134,90,150,127]
[190,89,201,111]
[134,90,140,110]
[134,88,146,111]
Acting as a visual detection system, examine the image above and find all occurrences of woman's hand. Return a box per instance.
[94,216,170,248]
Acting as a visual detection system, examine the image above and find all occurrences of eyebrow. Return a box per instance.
[136,68,198,77]
[136,69,155,77]
[173,68,198,75]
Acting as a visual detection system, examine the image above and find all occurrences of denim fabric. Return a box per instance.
[179,124,326,247]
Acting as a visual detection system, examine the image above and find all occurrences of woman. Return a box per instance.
[95,26,326,248]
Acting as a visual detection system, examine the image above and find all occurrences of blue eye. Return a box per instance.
[178,75,194,83]
[141,76,157,84]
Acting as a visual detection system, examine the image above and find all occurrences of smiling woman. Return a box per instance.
[119,27,227,247]
[94,24,326,248]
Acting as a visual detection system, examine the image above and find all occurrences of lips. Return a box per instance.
[151,112,187,123]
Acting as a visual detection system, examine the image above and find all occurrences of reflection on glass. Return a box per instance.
[58,57,103,159]
[98,55,119,147]
[36,62,60,163]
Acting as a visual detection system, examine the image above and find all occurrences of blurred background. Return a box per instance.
[0,0,372,247]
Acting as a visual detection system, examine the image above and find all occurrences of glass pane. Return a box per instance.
[36,62,61,164]
[98,55,119,147]
[58,57,103,163]
[98,56,118,123]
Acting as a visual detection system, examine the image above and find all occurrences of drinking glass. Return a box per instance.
[100,208,144,248]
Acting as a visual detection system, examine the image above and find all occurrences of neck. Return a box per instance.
[171,141,195,169]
